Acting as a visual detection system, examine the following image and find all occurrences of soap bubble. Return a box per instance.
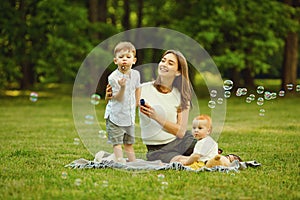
[74,178,82,186]
[73,138,80,145]
[241,88,247,96]
[208,100,216,108]
[210,90,217,98]
[84,115,95,125]
[259,109,265,117]
[257,97,264,106]
[90,94,101,105]
[61,172,68,179]
[29,92,38,102]
[102,180,109,187]
[217,98,223,104]
[157,174,165,180]
[286,83,293,91]
[236,88,247,96]
[296,85,300,92]
[256,86,264,94]
[223,80,233,90]
[161,181,169,190]
[224,91,231,98]
[98,130,107,139]
[249,94,255,101]
[264,91,272,100]
[278,90,285,97]
[246,97,252,103]
[271,92,277,99]
[236,88,242,97]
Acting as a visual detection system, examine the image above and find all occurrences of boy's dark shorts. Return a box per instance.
[106,118,135,145]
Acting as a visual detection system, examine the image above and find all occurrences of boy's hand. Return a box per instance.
[118,78,126,87]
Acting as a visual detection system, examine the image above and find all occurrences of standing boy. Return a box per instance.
[104,41,140,162]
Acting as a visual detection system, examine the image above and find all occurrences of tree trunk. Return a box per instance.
[281,32,298,91]
[137,0,143,28]
[88,0,98,22]
[122,0,130,30]
[88,0,99,40]
[19,0,34,89]
[281,0,299,91]
[242,66,255,89]
[228,68,241,90]
[98,0,107,22]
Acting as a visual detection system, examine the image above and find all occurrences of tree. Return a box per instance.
[164,0,294,89]
[281,0,300,91]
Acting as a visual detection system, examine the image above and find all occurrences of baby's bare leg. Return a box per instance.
[170,155,189,163]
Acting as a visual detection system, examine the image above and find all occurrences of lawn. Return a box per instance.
[0,83,299,199]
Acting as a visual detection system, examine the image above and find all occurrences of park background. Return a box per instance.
[0,0,299,199]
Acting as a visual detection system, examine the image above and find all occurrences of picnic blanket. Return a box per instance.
[65,153,261,173]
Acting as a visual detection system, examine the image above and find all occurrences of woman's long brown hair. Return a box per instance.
[154,50,192,110]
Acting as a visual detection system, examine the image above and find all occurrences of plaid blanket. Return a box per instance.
[65,158,260,173]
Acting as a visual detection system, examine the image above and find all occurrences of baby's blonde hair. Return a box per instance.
[114,41,136,57]
[194,114,212,131]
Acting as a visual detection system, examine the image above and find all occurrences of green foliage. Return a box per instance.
[33,0,93,83]
[170,0,295,78]
[0,0,299,89]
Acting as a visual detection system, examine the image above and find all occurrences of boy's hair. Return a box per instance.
[114,41,136,57]
[194,114,212,131]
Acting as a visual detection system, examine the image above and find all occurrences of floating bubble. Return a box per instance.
[73,138,80,145]
[236,88,246,96]
[29,92,38,102]
[161,181,169,190]
[264,91,272,100]
[296,85,300,92]
[236,88,242,97]
[157,174,165,180]
[61,172,68,179]
[217,98,223,104]
[271,92,277,99]
[257,97,264,106]
[245,97,252,103]
[208,100,216,109]
[74,178,82,186]
[90,93,101,105]
[256,86,264,94]
[84,115,95,125]
[224,91,231,98]
[249,94,255,101]
[241,88,247,96]
[98,130,107,139]
[223,80,233,90]
[259,109,265,117]
[278,90,285,97]
[102,180,109,187]
[210,90,217,98]
[286,83,293,91]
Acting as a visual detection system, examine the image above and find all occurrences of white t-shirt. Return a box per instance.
[139,81,181,145]
[193,136,218,162]
[104,69,140,126]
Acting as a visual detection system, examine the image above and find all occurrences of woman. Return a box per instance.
[106,50,196,163]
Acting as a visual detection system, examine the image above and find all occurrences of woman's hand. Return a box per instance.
[140,103,158,120]
[105,84,113,101]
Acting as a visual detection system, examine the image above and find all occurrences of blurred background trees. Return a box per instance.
[0,0,299,92]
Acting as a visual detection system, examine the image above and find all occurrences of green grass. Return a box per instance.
[0,84,299,200]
